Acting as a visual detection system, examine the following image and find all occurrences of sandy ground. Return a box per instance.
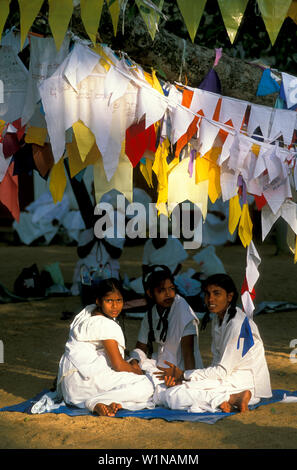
[0,239,297,453]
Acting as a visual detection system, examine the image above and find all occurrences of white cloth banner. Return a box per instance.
[269,108,296,145]
[0,46,28,123]
[281,72,297,109]
[247,103,272,139]
[189,88,219,120]
[21,35,71,125]
[219,97,248,130]
[261,199,297,241]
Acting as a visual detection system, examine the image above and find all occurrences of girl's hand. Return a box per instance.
[154,360,184,382]
[130,361,144,375]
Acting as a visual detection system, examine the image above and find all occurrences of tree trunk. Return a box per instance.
[99,16,277,107]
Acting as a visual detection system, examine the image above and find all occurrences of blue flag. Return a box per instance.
[237,317,254,357]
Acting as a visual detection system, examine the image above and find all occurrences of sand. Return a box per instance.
[0,240,297,452]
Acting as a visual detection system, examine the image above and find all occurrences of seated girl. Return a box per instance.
[129,266,203,373]
[154,273,272,413]
[56,278,154,416]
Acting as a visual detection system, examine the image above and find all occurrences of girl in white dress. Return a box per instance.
[57,278,154,416]
[154,273,272,413]
[129,266,203,373]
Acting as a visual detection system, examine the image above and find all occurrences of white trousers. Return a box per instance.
[153,370,260,413]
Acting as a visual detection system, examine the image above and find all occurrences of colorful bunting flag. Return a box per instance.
[107,0,123,36]
[49,157,67,203]
[48,0,73,51]
[176,0,207,42]
[136,0,164,41]
[80,0,104,45]
[0,0,11,43]
[218,0,249,43]
[18,0,44,49]
[257,0,292,45]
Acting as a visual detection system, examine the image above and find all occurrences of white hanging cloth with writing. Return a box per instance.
[21,35,71,125]
[219,97,248,130]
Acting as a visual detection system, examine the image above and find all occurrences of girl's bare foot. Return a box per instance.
[109,402,122,414]
[93,403,121,416]
[219,401,234,413]
[228,390,252,412]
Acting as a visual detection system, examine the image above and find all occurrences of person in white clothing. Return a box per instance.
[154,273,272,413]
[57,278,154,416]
[129,266,203,373]
[142,235,188,278]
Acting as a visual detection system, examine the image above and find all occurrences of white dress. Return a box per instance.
[130,294,204,370]
[154,308,272,413]
[57,306,154,412]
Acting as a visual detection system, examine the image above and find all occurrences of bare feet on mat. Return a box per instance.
[228,390,252,412]
[219,401,234,413]
[93,402,122,416]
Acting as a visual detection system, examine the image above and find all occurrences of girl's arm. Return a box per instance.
[181,335,195,370]
[102,339,143,375]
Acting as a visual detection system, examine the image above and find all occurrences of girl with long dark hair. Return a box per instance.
[57,278,154,416]
[154,273,272,413]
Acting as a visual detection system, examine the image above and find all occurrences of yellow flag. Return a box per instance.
[66,137,100,179]
[238,202,253,247]
[295,236,297,264]
[94,144,133,204]
[287,0,297,24]
[80,0,104,45]
[0,0,10,43]
[257,0,292,45]
[168,158,209,220]
[229,194,242,235]
[153,138,171,212]
[25,126,47,146]
[49,158,67,204]
[206,147,222,203]
[136,0,164,40]
[195,154,209,184]
[140,158,153,188]
[48,0,73,50]
[72,120,96,162]
[218,0,248,43]
[176,0,207,42]
[107,0,122,36]
[18,0,44,49]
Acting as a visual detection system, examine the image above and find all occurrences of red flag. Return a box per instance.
[0,161,20,221]
[125,119,156,167]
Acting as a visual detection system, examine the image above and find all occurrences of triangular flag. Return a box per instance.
[18,0,44,49]
[107,0,122,36]
[0,0,10,43]
[25,126,47,146]
[49,157,67,203]
[48,0,73,51]
[257,0,292,45]
[0,160,20,221]
[238,202,253,247]
[80,0,104,45]
[140,158,153,188]
[136,0,164,40]
[66,137,100,179]
[218,0,249,43]
[72,120,96,162]
[176,0,207,42]
[236,316,254,355]
[229,194,242,235]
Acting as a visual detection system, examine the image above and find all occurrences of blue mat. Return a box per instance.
[1,389,297,424]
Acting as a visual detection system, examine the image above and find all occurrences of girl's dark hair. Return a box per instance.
[200,273,238,329]
[143,265,175,294]
[94,278,125,301]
